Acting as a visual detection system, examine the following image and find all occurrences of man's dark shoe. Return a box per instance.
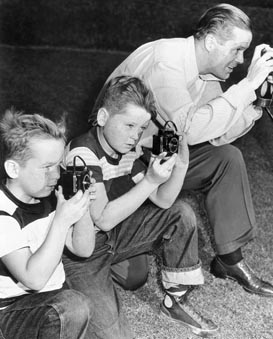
[210,256,273,297]
[160,294,219,337]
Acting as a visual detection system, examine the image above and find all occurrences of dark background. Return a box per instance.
[0,0,273,51]
[0,0,273,151]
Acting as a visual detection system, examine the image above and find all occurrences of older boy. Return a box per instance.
[62,76,218,338]
[0,109,95,339]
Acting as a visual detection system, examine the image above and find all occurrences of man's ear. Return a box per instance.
[4,159,20,179]
[204,33,217,52]
[97,108,110,127]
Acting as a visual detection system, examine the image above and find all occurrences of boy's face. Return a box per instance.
[102,103,151,154]
[12,138,65,203]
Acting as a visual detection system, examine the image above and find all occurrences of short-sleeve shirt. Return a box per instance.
[64,127,150,201]
[0,183,65,305]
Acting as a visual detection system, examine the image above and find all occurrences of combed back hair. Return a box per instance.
[194,3,251,42]
[0,108,66,165]
[96,75,157,122]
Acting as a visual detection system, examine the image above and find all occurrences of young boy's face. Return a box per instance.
[102,103,151,154]
[13,138,65,203]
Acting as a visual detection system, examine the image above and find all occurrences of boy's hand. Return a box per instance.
[146,152,176,185]
[54,186,91,228]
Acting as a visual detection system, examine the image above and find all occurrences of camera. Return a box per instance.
[152,120,180,156]
[255,48,273,107]
[60,155,92,199]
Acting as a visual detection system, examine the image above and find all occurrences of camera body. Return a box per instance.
[60,156,92,199]
[152,121,179,156]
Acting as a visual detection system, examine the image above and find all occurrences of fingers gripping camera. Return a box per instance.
[255,47,273,108]
[152,120,180,156]
[60,155,95,199]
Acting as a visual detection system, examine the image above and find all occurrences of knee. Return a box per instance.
[121,270,148,291]
[111,255,149,291]
[214,144,244,166]
[172,200,197,227]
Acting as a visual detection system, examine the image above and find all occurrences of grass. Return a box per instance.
[0,44,273,339]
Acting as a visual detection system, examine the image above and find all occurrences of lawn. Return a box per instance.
[0,44,273,339]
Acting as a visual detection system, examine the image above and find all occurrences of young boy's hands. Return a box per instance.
[54,186,91,229]
[145,152,177,185]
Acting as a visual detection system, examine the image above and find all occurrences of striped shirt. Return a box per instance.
[64,127,149,201]
[0,184,65,306]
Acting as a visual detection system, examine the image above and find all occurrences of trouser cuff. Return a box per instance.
[161,260,204,288]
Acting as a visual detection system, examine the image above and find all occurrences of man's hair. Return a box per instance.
[95,75,157,122]
[194,3,251,42]
[0,108,66,166]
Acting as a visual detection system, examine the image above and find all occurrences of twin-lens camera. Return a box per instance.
[60,155,92,199]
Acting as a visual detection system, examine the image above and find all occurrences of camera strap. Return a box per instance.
[151,114,168,130]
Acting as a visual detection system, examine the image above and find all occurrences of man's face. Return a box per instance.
[102,103,151,154]
[15,138,65,202]
[208,26,252,80]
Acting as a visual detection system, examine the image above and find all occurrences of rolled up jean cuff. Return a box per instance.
[161,260,204,288]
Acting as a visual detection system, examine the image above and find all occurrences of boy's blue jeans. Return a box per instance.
[0,289,90,339]
[63,199,203,339]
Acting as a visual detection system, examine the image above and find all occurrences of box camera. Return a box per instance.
[60,155,92,199]
[152,120,179,156]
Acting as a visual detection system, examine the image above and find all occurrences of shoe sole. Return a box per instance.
[160,305,219,338]
[211,267,273,298]
[214,273,273,297]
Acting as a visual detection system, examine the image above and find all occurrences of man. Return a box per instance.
[0,109,95,339]
[89,3,273,297]
[62,76,219,338]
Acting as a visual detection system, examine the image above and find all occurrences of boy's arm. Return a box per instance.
[149,134,189,208]
[65,177,97,257]
[65,209,96,257]
[1,189,90,291]
[90,153,176,231]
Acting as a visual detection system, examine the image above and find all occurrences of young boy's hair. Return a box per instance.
[0,108,66,167]
[100,75,157,120]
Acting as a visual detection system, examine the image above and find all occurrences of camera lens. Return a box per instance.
[82,173,91,191]
[169,137,179,153]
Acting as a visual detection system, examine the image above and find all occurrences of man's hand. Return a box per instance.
[174,133,189,169]
[246,44,273,89]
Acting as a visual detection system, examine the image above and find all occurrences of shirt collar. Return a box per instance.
[186,36,224,82]
[96,127,120,159]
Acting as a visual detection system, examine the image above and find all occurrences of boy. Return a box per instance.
[62,76,218,338]
[0,109,95,339]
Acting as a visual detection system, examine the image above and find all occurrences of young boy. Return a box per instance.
[0,109,95,339]
[62,76,218,338]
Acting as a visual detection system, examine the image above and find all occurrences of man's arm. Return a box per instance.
[146,44,273,145]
